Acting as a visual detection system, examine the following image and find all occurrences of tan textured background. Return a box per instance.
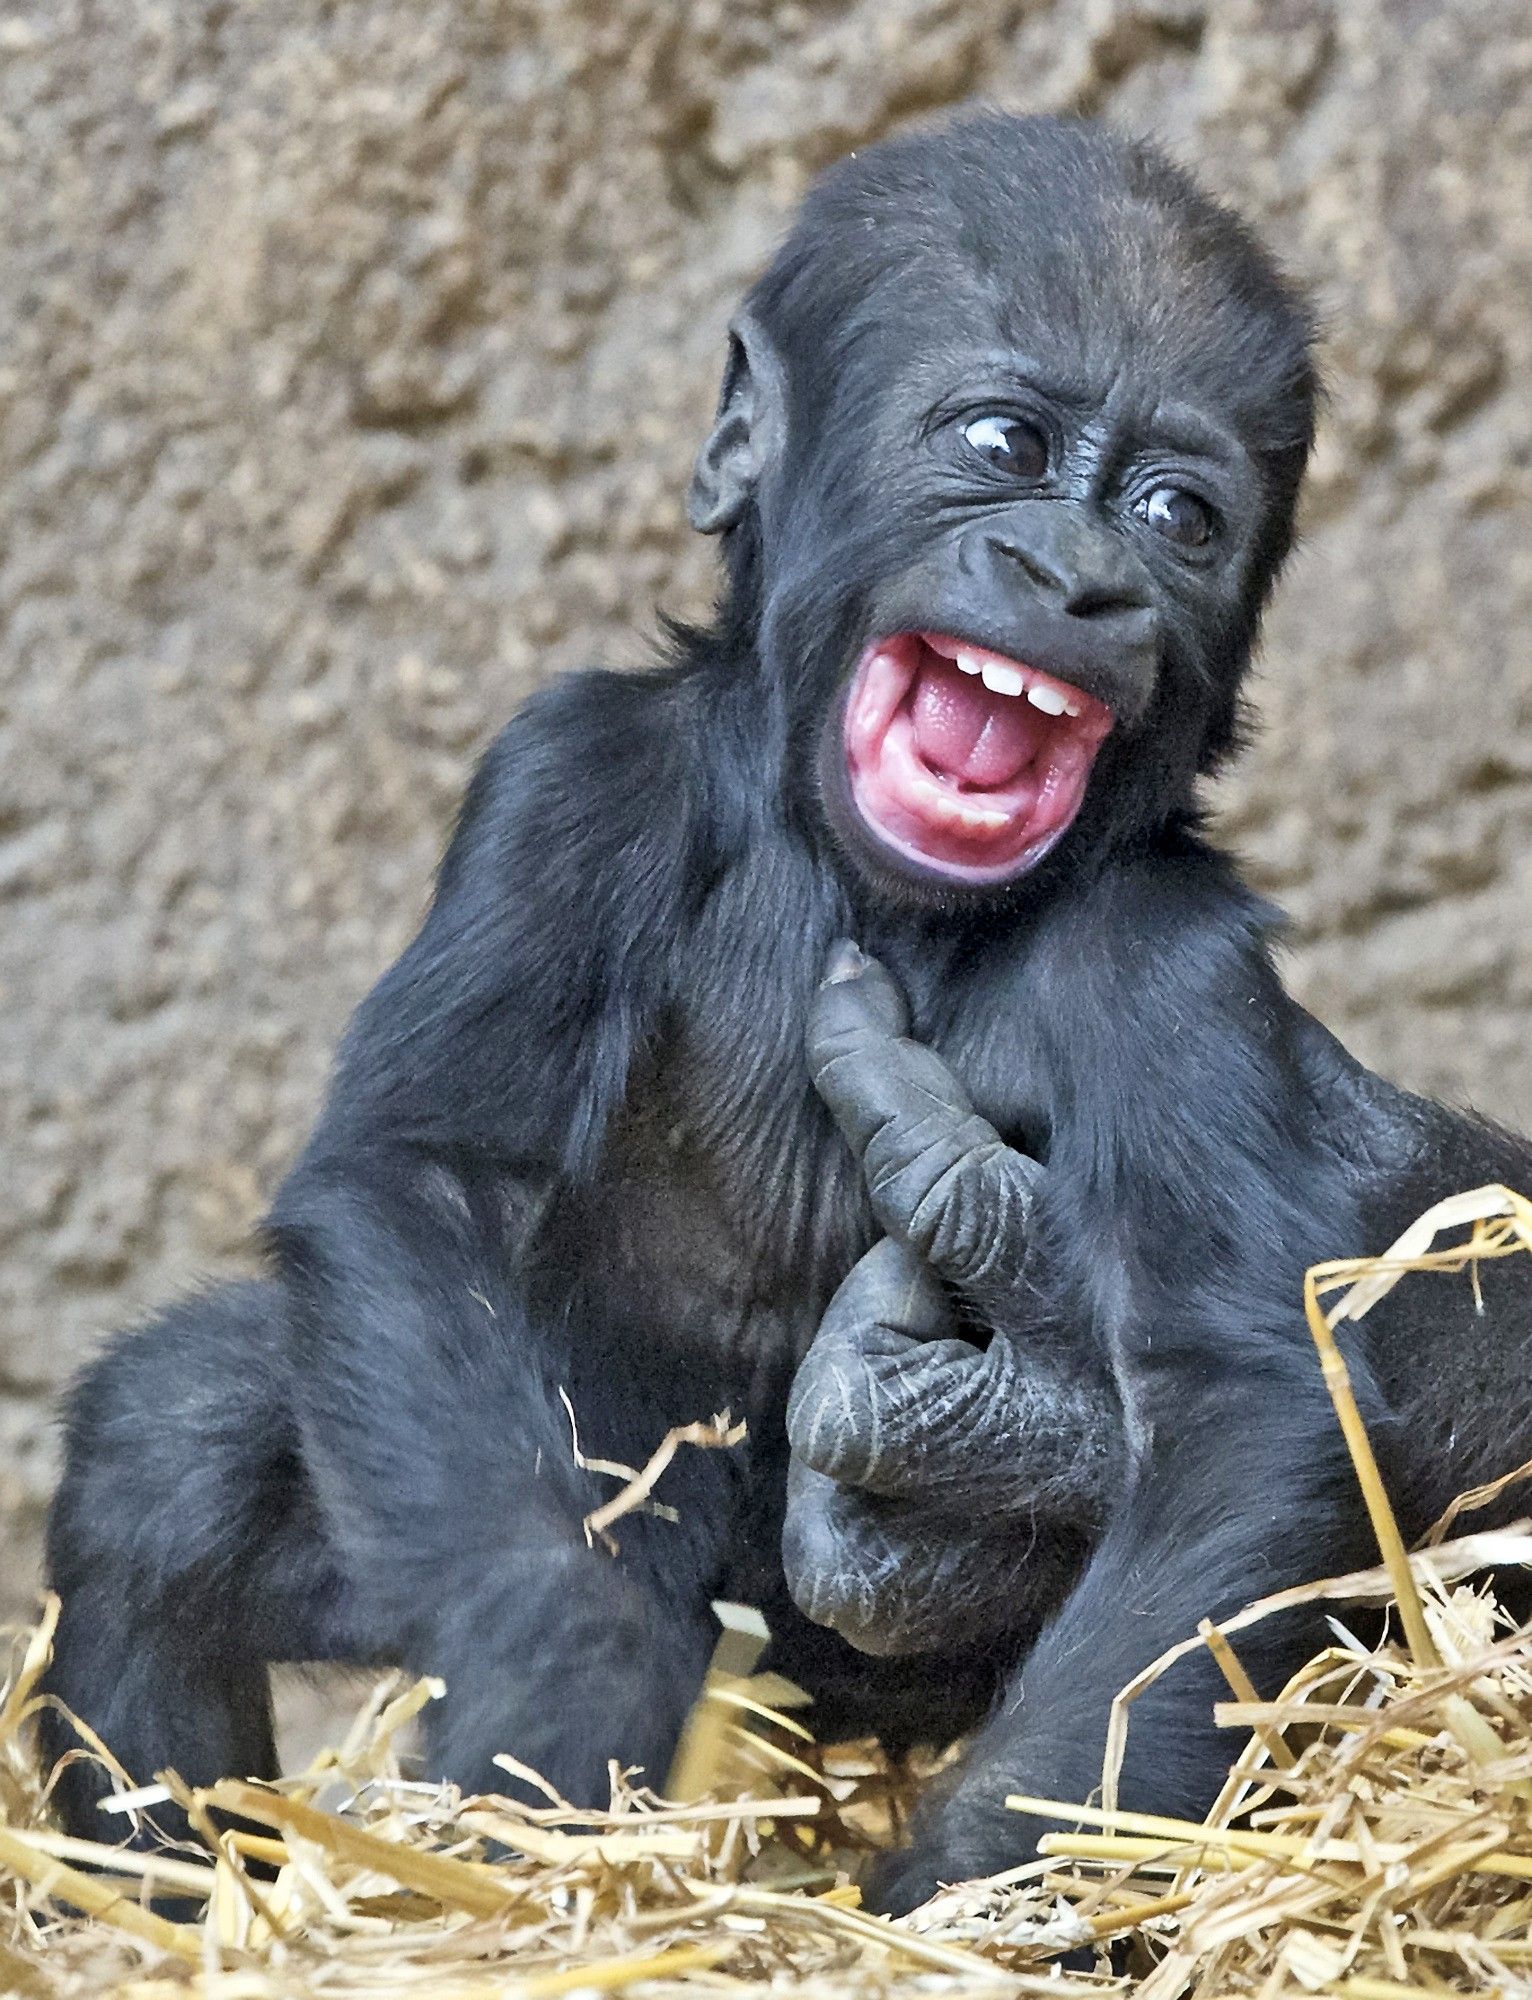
[1,0,1530,1619]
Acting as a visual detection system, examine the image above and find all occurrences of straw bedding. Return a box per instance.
[4,1186,1531,1998]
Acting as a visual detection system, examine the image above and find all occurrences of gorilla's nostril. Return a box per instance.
[1066,587,1154,627]
[986,532,1067,597]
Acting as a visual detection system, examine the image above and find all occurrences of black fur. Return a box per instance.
[42,115,1532,1911]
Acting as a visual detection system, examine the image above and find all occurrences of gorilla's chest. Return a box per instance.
[596,1026,872,1375]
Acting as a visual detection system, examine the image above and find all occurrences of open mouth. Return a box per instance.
[843,633,1115,883]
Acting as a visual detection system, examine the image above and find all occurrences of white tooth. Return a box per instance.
[1026,682,1068,716]
[954,649,983,676]
[909,771,1011,835]
[980,660,1025,698]
[1061,695,1082,717]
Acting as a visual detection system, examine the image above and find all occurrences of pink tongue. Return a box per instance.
[910,657,1043,787]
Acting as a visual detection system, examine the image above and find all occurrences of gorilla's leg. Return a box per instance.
[351,1337,728,1807]
[46,1273,728,1828]
[43,1282,358,1839]
[870,1396,1374,1912]
[274,1166,737,1810]
[409,1494,721,1806]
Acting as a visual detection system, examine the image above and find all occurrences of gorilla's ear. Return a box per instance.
[687,314,787,535]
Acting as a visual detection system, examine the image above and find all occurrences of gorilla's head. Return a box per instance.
[689,114,1317,904]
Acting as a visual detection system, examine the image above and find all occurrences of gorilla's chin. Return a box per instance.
[840,632,1114,886]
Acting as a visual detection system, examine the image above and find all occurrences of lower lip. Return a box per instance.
[841,633,1112,885]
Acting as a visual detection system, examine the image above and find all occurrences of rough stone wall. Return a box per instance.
[1,0,1529,1616]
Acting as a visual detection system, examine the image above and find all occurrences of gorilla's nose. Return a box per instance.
[984,510,1156,646]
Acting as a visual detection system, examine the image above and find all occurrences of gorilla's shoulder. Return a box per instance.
[441,662,701,891]
[476,662,693,810]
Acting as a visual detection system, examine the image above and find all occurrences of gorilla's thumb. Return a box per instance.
[806,945,911,1086]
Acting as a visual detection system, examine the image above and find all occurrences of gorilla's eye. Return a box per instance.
[1135,484,1216,547]
[961,415,1049,480]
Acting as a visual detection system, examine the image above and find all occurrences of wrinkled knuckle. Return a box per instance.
[978,1335,1022,1400]
[912,1172,985,1276]
[862,1113,938,1181]
[950,1230,1009,1293]
[790,1401,876,1485]
[994,1145,1044,1216]
[929,1140,1038,1287]
[810,1051,905,1145]
[782,1496,872,1631]
[885,1122,989,1252]
[786,1358,878,1481]
[865,1122,965,1233]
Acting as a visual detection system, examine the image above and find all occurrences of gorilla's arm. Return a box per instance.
[263,673,732,1805]
[801,936,1388,1916]
[42,666,745,1835]
[784,949,1125,1657]
[301,669,693,1169]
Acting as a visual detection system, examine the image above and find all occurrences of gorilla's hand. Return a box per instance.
[783,945,1123,1657]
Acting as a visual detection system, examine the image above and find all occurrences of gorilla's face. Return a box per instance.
[806,335,1276,899]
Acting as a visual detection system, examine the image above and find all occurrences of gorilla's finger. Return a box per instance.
[861,1119,1043,1302]
[818,938,909,1026]
[806,950,969,1153]
[807,947,1045,1296]
[787,1238,986,1494]
[789,1243,1125,1510]
[782,1457,1013,1658]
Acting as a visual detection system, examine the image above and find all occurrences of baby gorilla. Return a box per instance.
[40,112,1532,1916]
